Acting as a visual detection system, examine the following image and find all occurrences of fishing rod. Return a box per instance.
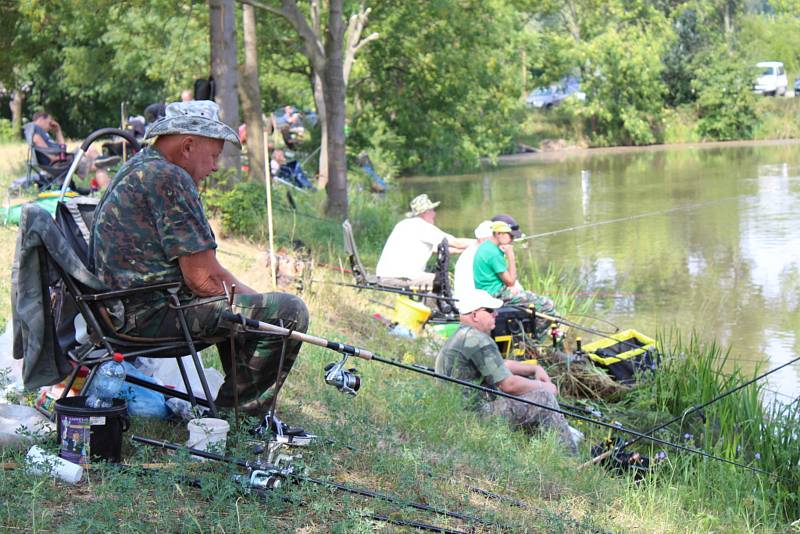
[532,309,652,355]
[125,462,466,534]
[220,312,775,477]
[314,279,455,302]
[132,435,501,531]
[515,197,738,243]
[583,353,800,467]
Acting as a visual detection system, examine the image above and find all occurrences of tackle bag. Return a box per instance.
[583,329,658,384]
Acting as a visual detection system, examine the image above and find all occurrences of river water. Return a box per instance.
[402,142,800,402]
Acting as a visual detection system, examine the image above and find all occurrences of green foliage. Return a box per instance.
[692,47,757,140]
[203,180,398,264]
[577,25,669,145]
[628,330,800,521]
[0,119,17,143]
[356,0,524,174]
[8,0,208,137]
[738,13,800,75]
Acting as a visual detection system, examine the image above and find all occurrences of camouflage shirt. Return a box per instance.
[90,146,216,290]
[435,325,512,405]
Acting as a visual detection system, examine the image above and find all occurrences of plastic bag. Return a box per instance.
[85,361,170,419]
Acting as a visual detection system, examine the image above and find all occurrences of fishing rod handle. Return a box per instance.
[221,311,375,360]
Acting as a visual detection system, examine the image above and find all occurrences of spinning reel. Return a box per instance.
[324,353,361,395]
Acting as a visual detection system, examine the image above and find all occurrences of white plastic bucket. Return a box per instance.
[186,418,230,461]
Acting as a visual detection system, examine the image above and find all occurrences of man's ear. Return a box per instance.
[179,136,195,160]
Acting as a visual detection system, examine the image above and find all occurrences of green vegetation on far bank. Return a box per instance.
[518,95,800,152]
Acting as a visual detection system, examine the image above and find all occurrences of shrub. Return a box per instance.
[0,119,17,144]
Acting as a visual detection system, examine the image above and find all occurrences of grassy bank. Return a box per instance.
[519,96,800,150]
[0,142,798,532]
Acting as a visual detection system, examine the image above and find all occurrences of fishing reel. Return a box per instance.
[324,354,361,395]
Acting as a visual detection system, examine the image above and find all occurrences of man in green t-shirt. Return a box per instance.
[435,290,579,455]
[472,215,556,338]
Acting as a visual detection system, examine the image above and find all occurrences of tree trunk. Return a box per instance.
[322,0,348,218]
[10,89,24,141]
[313,70,329,188]
[239,3,266,184]
[209,0,241,175]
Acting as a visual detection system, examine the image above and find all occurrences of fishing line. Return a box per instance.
[605,354,800,460]
[516,196,739,242]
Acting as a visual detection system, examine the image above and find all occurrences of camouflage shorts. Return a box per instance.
[488,389,578,455]
[499,288,556,340]
[122,290,309,413]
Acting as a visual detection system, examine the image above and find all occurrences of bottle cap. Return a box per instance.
[113,353,124,362]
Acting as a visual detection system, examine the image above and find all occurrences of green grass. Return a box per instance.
[1,142,799,532]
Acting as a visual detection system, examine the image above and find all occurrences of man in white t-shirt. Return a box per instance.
[376,194,473,288]
[453,220,493,302]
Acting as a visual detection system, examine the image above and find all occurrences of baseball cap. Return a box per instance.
[457,289,504,315]
[490,214,523,238]
[473,220,493,239]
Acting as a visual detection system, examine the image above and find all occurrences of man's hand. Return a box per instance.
[532,365,552,383]
[499,244,514,257]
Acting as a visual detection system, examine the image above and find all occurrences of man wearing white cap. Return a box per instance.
[435,289,579,454]
[375,194,473,288]
[452,220,493,302]
[90,100,310,425]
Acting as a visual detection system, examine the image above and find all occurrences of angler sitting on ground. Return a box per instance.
[375,194,473,289]
[472,214,556,338]
[435,290,580,454]
[90,100,310,429]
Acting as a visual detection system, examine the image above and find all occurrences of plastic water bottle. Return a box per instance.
[86,353,126,409]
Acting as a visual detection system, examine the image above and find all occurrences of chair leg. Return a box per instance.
[170,294,219,418]
[174,356,198,408]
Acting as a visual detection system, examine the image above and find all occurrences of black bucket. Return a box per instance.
[55,396,129,464]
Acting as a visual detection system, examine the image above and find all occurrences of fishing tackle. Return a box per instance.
[324,354,361,395]
[132,435,501,531]
[220,311,777,477]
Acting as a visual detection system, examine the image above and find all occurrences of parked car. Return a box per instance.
[526,77,585,109]
[753,61,788,96]
[794,76,800,97]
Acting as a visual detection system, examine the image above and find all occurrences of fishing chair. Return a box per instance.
[12,202,225,418]
[342,219,379,286]
[21,123,73,193]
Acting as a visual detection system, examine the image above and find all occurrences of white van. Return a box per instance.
[754,61,788,96]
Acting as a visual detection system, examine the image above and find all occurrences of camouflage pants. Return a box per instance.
[122,291,309,414]
[498,287,556,340]
[488,389,578,455]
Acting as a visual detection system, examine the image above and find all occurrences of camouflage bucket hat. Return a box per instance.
[144,100,241,149]
[406,194,441,217]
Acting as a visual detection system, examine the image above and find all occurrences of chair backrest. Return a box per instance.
[55,197,100,267]
[342,219,372,286]
[432,238,456,314]
[22,122,68,190]
[12,203,108,388]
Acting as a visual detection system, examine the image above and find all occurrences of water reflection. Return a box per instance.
[402,143,800,400]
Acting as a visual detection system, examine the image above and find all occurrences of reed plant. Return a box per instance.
[625,329,800,522]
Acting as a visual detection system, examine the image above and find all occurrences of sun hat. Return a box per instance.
[144,100,241,149]
[474,220,493,239]
[490,213,523,238]
[406,194,441,217]
[457,289,504,315]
